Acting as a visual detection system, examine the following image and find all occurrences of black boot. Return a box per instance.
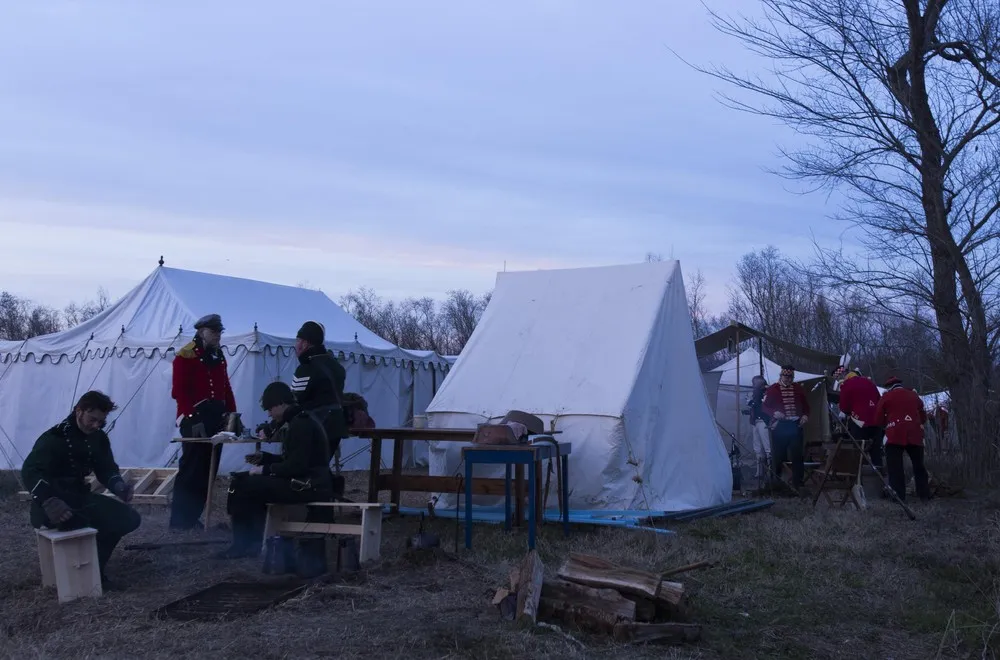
[214,517,260,559]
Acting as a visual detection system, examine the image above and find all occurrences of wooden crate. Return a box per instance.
[18,467,177,505]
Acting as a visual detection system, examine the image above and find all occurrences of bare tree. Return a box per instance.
[441,289,491,351]
[686,268,719,338]
[0,291,62,340]
[64,287,111,327]
[698,0,1000,482]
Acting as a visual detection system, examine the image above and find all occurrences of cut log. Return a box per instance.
[625,596,657,622]
[612,622,702,645]
[538,578,636,634]
[655,580,687,620]
[558,552,662,600]
[514,550,544,627]
[509,566,520,591]
[657,580,685,606]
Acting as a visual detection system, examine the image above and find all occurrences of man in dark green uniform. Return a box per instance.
[216,381,334,558]
[291,320,349,496]
[21,390,141,590]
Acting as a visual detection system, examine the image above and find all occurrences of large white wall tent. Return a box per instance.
[0,266,450,475]
[425,260,732,513]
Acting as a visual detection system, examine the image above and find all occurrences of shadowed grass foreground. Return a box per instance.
[0,469,997,659]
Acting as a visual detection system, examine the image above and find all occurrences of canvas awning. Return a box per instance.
[694,321,842,368]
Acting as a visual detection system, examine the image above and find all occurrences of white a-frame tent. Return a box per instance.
[425,260,732,512]
[0,265,450,474]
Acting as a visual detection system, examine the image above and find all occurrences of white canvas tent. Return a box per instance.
[709,348,830,455]
[0,266,450,474]
[425,260,732,513]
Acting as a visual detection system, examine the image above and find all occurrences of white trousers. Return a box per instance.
[752,420,771,458]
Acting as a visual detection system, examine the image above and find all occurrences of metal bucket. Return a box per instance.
[262,536,296,575]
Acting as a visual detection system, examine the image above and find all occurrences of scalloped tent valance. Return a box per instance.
[0,266,450,370]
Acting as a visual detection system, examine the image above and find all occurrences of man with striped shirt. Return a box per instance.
[762,364,811,491]
[291,321,349,496]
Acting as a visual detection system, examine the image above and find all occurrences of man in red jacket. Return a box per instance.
[169,313,238,531]
[874,376,930,501]
[762,364,811,491]
[837,367,884,469]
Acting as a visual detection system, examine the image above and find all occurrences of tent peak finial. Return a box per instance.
[158,255,164,267]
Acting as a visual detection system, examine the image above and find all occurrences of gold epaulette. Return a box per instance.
[176,341,198,359]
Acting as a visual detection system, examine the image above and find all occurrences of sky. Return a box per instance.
[0,1,849,316]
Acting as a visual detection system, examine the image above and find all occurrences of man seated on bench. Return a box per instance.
[20,390,141,590]
[216,381,334,559]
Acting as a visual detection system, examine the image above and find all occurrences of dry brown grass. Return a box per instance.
[1,468,999,660]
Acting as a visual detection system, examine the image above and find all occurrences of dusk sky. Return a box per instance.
[0,1,849,315]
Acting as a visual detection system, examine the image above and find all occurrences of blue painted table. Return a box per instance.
[461,440,572,550]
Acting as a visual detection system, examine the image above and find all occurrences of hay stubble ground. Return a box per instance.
[0,469,998,659]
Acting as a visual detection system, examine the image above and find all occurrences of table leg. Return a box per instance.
[203,443,219,529]
[391,437,404,509]
[527,459,537,550]
[465,458,473,549]
[504,463,511,531]
[561,455,570,537]
[367,437,382,503]
[514,464,524,527]
[535,459,543,522]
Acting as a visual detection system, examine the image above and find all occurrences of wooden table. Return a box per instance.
[461,441,572,550]
[170,436,259,528]
[351,427,561,524]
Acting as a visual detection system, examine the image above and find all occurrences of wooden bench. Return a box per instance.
[262,502,384,564]
[36,527,103,603]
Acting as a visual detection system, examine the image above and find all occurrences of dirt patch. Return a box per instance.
[1,469,998,659]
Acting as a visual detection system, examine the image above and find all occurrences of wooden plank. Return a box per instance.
[152,473,176,496]
[376,473,509,496]
[131,469,157,495]
[557,553,662,600]
[514,550,544,627]
[276,522,364,535]
[351,427,478,441]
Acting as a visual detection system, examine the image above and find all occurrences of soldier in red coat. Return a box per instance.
[168,313,238,531]
[874,376,930,501]
[837,367,885,469]
[762,365,811,491]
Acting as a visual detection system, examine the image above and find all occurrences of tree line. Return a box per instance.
[0,288,110,342]
[1,245,958,399]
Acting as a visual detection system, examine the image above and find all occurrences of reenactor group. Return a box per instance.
[745,364,931,500]
[20,315,374,590]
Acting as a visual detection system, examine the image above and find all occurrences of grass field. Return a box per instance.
[0,469,998,659]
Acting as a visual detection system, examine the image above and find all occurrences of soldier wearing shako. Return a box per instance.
[169,313,238,531]
[21,390,141,590]
[291,320,349,496]
[217,381,333,558]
